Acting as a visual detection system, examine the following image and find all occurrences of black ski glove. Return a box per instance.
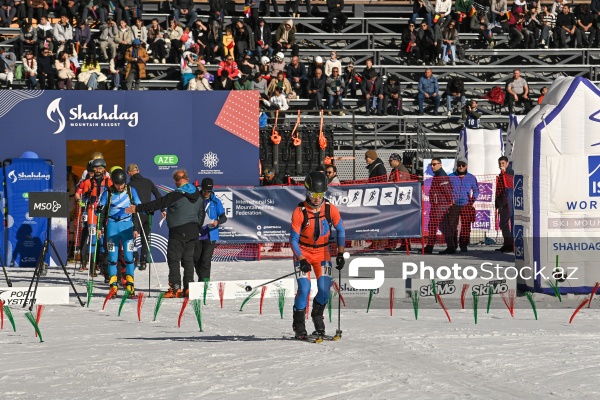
[298,259,311,273]
[335,252,345,270]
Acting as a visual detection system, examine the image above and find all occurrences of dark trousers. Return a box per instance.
[497,204,513,246]
[166,236,196,290]
[428,204,449,246]
[136,213,151,264]
[325,9,347,31]
[444,204,475,248]
[194,240,216,281]
[507,93,532,114]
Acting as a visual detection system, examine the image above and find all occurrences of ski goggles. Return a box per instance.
[307,191,325,200]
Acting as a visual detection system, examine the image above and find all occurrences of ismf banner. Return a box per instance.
[3,159,53,266]
[214,182,422,243]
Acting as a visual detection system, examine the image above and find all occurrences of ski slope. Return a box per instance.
[1,250,599,400]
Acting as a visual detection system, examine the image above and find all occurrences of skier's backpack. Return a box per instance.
[298,200,336,244]
[100,184,134,226]
[484,86,505,105]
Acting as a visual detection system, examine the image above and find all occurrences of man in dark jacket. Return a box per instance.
[324,0,347,32]
[37,47,56,89]
[362,74,383,116]
[286,55,307,97]
[307,67,326,110]
[383,74,402,115]
[127,163,165,270]
[425,158,452,254]
[126,169,205,298]
[173,0,198,27]
[365,149,387,182]
[262,167,284,185]
[254,18,272,59]
[495,156,514,252]
[444,76,466,116]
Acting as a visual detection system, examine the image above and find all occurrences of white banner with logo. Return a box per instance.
[411,278,516,299]
[188,279,296,301]
[0,287,69,306]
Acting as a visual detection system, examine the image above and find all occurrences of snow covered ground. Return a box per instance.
[1,249,599,400]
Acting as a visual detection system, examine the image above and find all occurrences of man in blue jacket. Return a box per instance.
[194,178,227,283]
[440,157,479,254]
[417,68,440,115]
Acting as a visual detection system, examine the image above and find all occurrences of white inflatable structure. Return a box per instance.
[512,77,600,293]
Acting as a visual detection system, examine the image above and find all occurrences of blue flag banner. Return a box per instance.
[3,159,53,266]
[0,167,4,265]
[213,182,422,243]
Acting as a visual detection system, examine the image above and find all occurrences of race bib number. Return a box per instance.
[297,270,308,278]
[107,241,115,253]
[89,226,96,236]
[127,240,134,252]
[82,214,88,222]
[321,261,333,278]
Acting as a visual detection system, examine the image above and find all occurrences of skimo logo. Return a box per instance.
[47,98,139,134]
[8,171,51,182]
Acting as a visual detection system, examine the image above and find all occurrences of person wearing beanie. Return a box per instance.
[365,150,387,183]
[194,178,227,283]
[388,153,411,182]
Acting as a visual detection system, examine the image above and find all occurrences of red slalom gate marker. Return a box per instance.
[219,282,226,308]
[570,298,590,324]
[390,287,395,317]
[259,286,267,315]
[35,305,45,337]
[332,282,346,307]
[0,300,4,330]
[588,282,599,308]
[501,289,515,317]
[102,287,117,311]
[461,284,470,310]
[437,294,451,322]
[137,292,145,322]
[178,297,190,328]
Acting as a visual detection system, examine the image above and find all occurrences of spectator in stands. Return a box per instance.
[36,16,53,52]
[538,85,547,104]
[506,68,531,114]
[222,26,235,59]
[147,18,166,64]
[268,70,291,96]
[326,165,341,185]
[53,14,73,53]
[286,0,312,18]
[214,69,233,89]
[401,22,421,64]
[74,19,91,56]
[417,21,437,64]
[125,37,149,90]
[36,47,55,88]
[206,19,222,63]
[26,0,45,25]
[86,0,106,24]
[114,18,133,56]
[108,51,126,89]
[209,0,225,22]
[441,20,458,65]
[188,68,212,90]
[180,50,197,88]
[166,18,184,63]
[490,0,507,25]
[238,51,258,76]
[21,50,37,88]
[173,0,197,28]
[218,54,240,78]
[16,22,36,59]
[362,72,383,115]
[254,18,273,60]
[495,156,514,252]
[307,55,323,78]
[234,73,253,90]
[524,10,541,48]
[444,75,466,116]
[382,74,402,116]
[412,0,433,28]
[263,0,280,17]
[507,11,529,48]
[265,86,289,110]
[63,0,79,24]
[388,153,410,182]
[307,67,326,110]
[132,17,148,46]
[441,157,478,254]
[286,55,306,97]
[462,99,482,128]
[324,0,347,33]
[365,150,387,183]
[79,53,105,90]
[252,72,268,98]
[434,0,452,28]
[270,51,286,77]
[192,19,209,59]
[326,66,344,115]
[99,18,117,61]
[343,61,359,98]
[54,50,74,89]
[258,56,271,80]
[324,50,341,77]
[424,157,451,254]
[262,167,283,185]
[417,68,440,115]
[551,0,567,15]
[1,0,17,28]
[274,19,299,56]
[592,0,600,24]
[539,4,555,48]
[120,0,142,26]
[556,4,581,48]
[577,5,597,47]
[234,19,254,61]
[471,10,493,48]
[455,0,474,32]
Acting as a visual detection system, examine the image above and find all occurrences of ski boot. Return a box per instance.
[79,260,87,272]
[164,283,182,298]
[292,308,308,339]
[133,252,140,269]
[125,275,135,297]
[311,300,327,337]
[138,255,147,271]
[107,276,118,299]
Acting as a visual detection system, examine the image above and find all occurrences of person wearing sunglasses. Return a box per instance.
[290,171,345,340]
[440,157,479,254]
[425,158,452,254]
[325,165,341,185]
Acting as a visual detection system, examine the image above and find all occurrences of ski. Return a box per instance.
[285,334,341,343]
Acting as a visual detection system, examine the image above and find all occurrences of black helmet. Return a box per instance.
[111,168,127,185]
[91,158,107,168]
[304,171,328,206]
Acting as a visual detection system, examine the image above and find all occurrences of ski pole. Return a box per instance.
[147,214,152,297]
[86,206,94,282]
[136,212,162,289]
[336,268,342,339]
[243,271,298,292]
[0,253,12,287]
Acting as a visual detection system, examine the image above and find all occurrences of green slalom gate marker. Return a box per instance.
[118,290,132,317]
[4,305,16,332]
[366,289,374,314]
[278,287,287,320]
[240,289,259,311]
[203,278,210,305]
[472,292,479,324]
[486,287,494,314]
[24,312,43,342]
[411,290,420,320]
[86,280,94,308]
[192,299,203,332]
[153,292,165,322]
[525,292,538,320]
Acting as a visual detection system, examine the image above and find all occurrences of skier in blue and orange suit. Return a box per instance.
[290,171,345,339]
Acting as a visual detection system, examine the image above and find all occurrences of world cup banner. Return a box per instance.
[214,182,422,242]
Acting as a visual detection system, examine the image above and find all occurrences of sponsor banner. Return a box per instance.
[411,278,516,299]
[28,192,69,218]
[547,231,600,262]
[514,224,524,260]
[0,286,69,305]
[188,279,296,301]
[215,182,421,242]
[306,278,406,299]
[4,159,53,266]
[548,155,600,215]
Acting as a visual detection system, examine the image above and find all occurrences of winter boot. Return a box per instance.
[311,300,326,336]
[164,283,182,298]
[125,275,135,297]
[292,308,308,339]
[424,245,434,254]
[133,252,139,268]
[108,275,118,299]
